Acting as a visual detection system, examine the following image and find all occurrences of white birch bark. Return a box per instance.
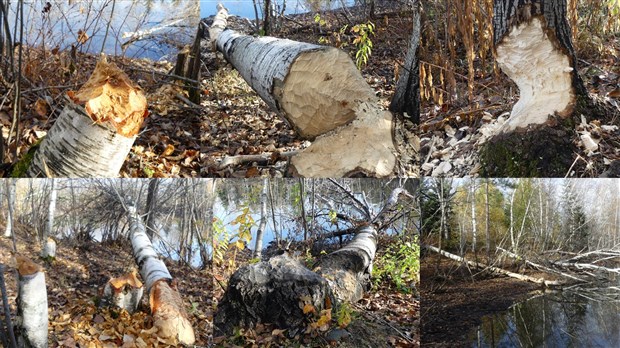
[4,179,15,237]
[210,5,396,177]
[314,225,377,302]
[126,203,195,344]
[17,266,48,347]
[253,178,268,259]
[41,179,57,258]
[27,103,136,178]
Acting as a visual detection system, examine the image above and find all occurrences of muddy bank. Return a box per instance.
[420,257,540,347]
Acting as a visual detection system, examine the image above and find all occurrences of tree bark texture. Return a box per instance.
[126,204,195,344]
[4,179,15,237]
[210,5,396,177]
[27,59,147,178]
[41,179,57,258]
[389,1,420,122]
[15,256,48,348]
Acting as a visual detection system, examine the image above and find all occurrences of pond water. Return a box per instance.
[6,0,198,60]
[470,289,620,347]
[200,0,358,18]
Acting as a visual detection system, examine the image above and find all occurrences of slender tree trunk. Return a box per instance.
[253,178,268,259]
[4,179,15,238]
[390,0,419,122]
[485,179,490,262]
[482,0,603,177]
[41,179,57,258]
[263,0,271,35]
[299,179,308,241]
[471,181,477,255]
[145,179,159,239]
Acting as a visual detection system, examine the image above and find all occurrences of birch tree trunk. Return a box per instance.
[15,255,48,348]
[470,181,477,253]
[27,59,147,178]
[481,0,603,177]
[253,178,268,259]
[390,0,420,122]
[209,6,396,177]
[4,179,15,238]
[41,179,57,258]
[125,202,195,344]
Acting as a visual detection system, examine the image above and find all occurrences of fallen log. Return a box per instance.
[215,225,377,334]
[15,255,48,348]
[552,260,620,275]
[27,58,148,177]
[126,202,195,344]
[102,269,144,313]
[496,247,585,283]
[210,5,396,177]
[424,244,561,287]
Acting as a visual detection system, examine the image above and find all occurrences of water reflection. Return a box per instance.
[6,0,198,60]
[471,290,620,347]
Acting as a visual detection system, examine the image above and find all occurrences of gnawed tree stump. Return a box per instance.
[126,202,195,344]
[15,255,48,348]
[41,238,56,259]
[214,226,377,334]
[27,58,148,177]
[102,269,144,313]
[214,254,334,335]
[210,5,396,177]
[480,0,605,177]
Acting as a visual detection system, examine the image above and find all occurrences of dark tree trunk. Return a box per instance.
[145,178,159,239]
[263,0,271,35]
[389,1,420,123]
[481,0,604,177]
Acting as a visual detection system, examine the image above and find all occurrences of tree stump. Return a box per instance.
[102,270,144,313]
[27,58,148,178]
[480,0,605,177]
[214,254,334,335]
[15,255,48,348]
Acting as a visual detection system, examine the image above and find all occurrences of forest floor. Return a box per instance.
[0,225,215,347]
[0,1,416,178]
[420,256,542,347]
[419,25,620,177]
[212,234,419,347]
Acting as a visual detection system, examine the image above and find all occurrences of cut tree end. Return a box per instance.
[150,279,195,345]
[68,58,148,137]
[496,17,575,133]
[290,101,396,177]
[15,255,41,276]
[109,269,143,289]
[278,48,377,139]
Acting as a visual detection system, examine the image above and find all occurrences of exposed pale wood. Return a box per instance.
[126,203,195,344]
[28,59,147,178]
[15,255,48,348]
[314,226,378,302]
[552,260,620,275]
[210,5,396,177]
[424,244,561,287]
[102,270,144,313]
[218,151,298,169]
[290,101,396,177]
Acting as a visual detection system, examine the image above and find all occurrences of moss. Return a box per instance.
[10,138,43,178]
